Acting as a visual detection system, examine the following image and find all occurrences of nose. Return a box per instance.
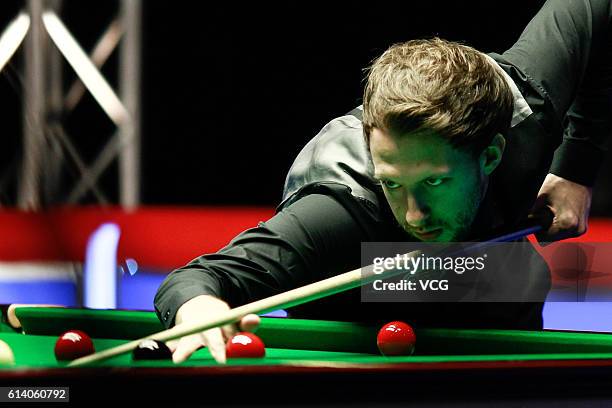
[405,193,429,228]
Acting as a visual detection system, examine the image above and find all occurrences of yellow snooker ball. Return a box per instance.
[0,339,15,366]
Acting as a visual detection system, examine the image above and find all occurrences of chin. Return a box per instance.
[431,234,452,243]
[434,229,462,243]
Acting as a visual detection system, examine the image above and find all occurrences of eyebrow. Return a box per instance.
[373,170,450,182]
[372,173,391,181]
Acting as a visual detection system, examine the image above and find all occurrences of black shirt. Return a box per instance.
[155,0,612,330]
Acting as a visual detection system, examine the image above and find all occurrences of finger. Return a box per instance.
[533,206,557,245]
[166,339,178,353]
[239,314,261,332]
[556,213,581,235]
[203,328,227,364]
[172,333,206,364]
[536,219,560,245]
[221,323,237,340]
[536,219,581,245]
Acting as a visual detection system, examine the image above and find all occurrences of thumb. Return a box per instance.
[532,206,558,246]
[172,333,206,364]
[530,192,549,214]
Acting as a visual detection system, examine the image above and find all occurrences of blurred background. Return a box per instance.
[0,0,611,329]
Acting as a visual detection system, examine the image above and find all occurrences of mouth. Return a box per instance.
[411,228,443,241]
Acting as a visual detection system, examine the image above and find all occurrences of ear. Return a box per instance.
[479,133,505,176]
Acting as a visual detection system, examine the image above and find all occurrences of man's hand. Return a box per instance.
[166,295,260,364]
[531,173,592,243]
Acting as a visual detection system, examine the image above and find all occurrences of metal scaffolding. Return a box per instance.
[0,0,142,209]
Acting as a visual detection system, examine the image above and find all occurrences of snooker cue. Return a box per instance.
[68,208,554,367]
[68,252,421,366]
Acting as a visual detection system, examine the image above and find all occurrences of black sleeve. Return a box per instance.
[154,193,374,328]
[549,30,612,186]
[501,0,612,186]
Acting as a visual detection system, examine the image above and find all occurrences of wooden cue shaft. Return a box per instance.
[68,250,422,367]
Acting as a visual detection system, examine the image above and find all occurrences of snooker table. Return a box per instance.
[3,307,612,406]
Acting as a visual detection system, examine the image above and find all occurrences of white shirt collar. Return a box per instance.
[484,53,532,128]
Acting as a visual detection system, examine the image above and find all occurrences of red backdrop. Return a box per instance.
[0,206,274,270]
[0,207,609,277]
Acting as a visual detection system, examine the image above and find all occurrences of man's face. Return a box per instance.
[370,127,487,242]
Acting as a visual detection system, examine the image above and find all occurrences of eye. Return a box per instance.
[382,179,402,190]
[425,177,445,187]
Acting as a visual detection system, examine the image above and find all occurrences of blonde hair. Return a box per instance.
[363,38,513,154]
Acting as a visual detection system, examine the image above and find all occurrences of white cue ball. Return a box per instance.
[0,339,15,366]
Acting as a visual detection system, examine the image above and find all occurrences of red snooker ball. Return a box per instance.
[376,321,416,356]
[54,330,95,361]
[226,332,265,358]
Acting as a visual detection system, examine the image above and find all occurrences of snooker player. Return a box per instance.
[155,0,611,363]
